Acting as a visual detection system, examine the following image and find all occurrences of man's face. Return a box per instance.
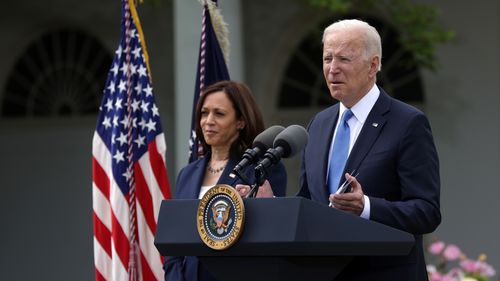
[322,29,378,107]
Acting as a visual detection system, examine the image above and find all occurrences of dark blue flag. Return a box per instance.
[189,1,230,162]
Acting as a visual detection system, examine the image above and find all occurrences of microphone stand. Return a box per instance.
[245,165,267,198]
[232,163,267,198]
[246,147,284,198]
[231,168,252,187]
[233,146,283,198]
[245,184,259,198]
[231,167,259,198]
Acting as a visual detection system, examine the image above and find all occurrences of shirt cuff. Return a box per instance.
[360,195,370,219]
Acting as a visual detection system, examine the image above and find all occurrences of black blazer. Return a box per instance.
[298,88,441,281]
[164,154,287,281]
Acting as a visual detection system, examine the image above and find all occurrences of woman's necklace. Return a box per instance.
[207,159,228,175]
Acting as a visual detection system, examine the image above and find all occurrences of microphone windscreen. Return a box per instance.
[273,125,309,158]
[253,125,285,151]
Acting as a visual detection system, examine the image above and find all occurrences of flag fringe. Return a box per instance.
[202,0,230,64]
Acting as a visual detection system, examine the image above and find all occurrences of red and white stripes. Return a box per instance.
[92,133,170,281]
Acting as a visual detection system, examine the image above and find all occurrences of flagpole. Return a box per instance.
[188,0,231,163]
[122,2,140,280]
[128,0,152,79]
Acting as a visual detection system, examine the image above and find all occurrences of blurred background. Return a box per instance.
[0,0,499,280]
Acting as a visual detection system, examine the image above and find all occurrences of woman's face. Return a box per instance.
[200,91,244,150]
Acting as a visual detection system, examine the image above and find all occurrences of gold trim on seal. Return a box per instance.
[197,184,245,250]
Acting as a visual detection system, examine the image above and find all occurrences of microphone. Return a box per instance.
[232,125,285,176]
[255,124,309,179]
[247,125,308,196]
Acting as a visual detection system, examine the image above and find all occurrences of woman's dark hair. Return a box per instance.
[195,80,265,158]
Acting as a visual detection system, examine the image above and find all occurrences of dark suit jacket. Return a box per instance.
[164,154,287,281]
[297,88,441,281]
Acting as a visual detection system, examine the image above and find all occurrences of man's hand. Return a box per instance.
[329,173,365,216]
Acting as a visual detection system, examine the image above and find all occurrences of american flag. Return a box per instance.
[92,0,171,280]
[188,0,230,162]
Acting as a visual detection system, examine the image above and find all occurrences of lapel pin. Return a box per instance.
[372,123,379,127]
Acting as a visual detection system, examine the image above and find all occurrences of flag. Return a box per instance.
[188,0,230,162]
[92,0,171,280]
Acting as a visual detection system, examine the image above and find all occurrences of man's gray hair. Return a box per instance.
[322,19,382,71]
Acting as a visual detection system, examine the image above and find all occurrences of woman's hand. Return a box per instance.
[235,184,251,197]
[235,180,275,198]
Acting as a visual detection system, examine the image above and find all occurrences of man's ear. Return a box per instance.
[368,56,380,79]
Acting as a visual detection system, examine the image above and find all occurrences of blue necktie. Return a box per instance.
[328,109,353,193]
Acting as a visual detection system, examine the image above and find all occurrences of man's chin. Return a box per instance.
[330,91,344,102]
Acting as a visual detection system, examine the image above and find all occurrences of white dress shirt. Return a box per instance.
[327,84,380,219]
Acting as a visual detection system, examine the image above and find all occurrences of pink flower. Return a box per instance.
[426,239,497,280]
[429,271,443,281]
[443,244,462,261]
[460,259,480,273]
[440,276,456,281]
[478,261,496,277]
[429,241,446,255]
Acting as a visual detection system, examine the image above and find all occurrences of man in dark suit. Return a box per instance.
[297,19,441,280]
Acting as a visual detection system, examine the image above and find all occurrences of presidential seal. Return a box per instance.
[197,184,245,250]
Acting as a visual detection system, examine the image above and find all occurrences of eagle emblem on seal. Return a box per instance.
[210,200,233,235]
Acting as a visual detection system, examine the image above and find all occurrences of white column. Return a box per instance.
[173,0,244,176]
[219,0,244,82]
[173,0,201,175]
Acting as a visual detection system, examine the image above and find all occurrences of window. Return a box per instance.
[1,29,112,118]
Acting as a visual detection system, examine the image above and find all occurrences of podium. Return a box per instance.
[154,197,414,281]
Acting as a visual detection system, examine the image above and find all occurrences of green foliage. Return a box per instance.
[309,0,353,13]
[306,0,454,71]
